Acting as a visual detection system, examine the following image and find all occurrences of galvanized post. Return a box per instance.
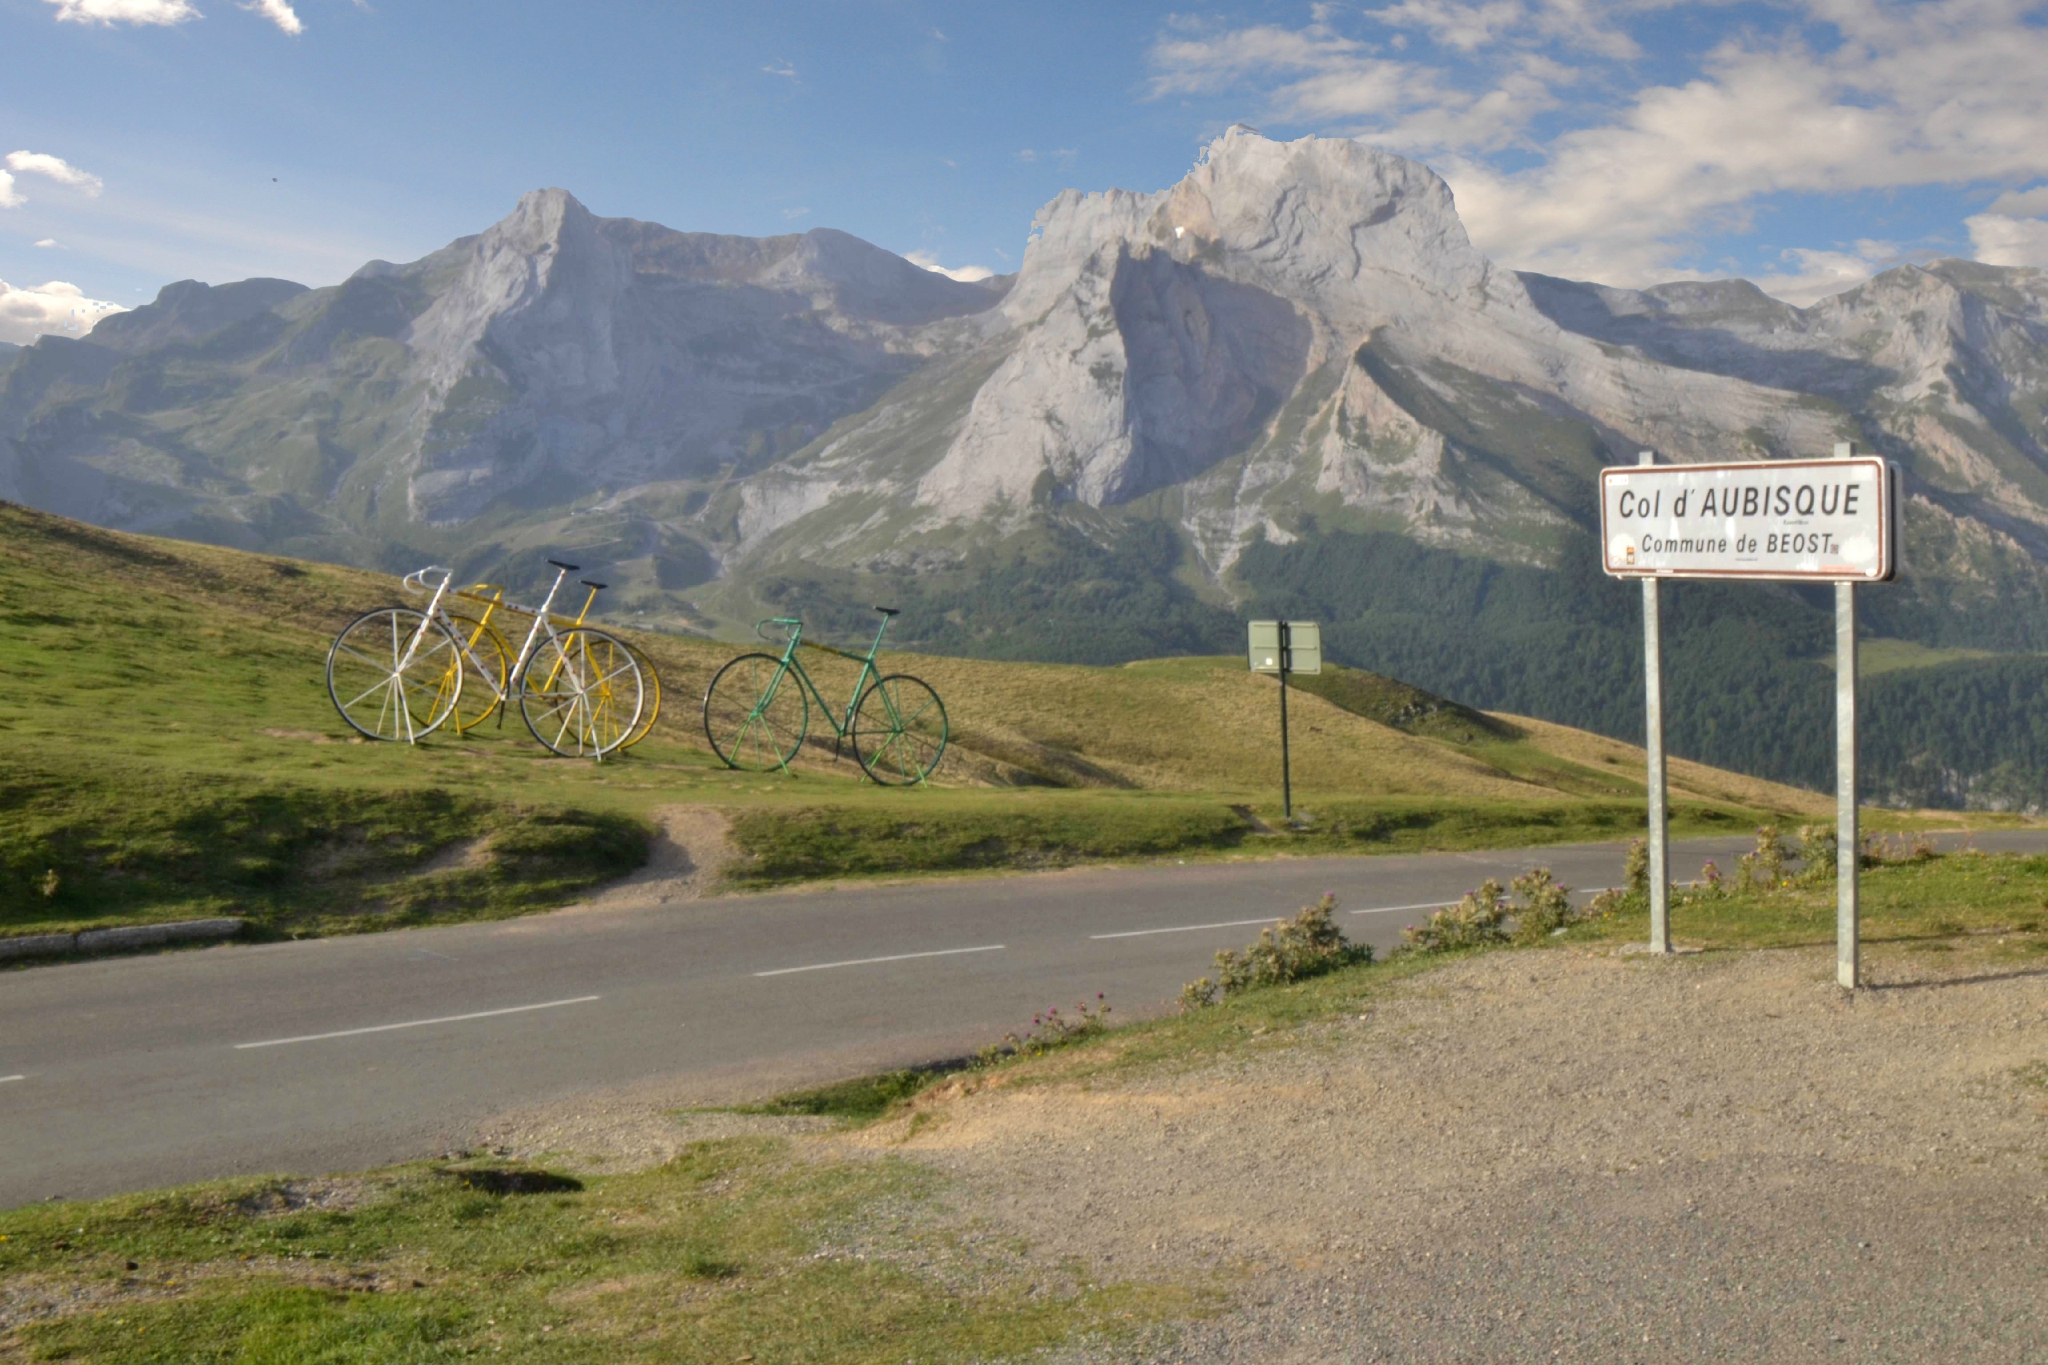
[1835,441,1860,988]
[1278,620,1293,821]
[1639,451,1670,954]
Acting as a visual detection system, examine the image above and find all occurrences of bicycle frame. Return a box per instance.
[427,566,586,707]
[409,564,637,742]
[751,614,894,743]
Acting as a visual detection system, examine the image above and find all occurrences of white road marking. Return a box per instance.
[234,996,601,1050]
[1348,889,1619,918]
[0,1075,24,1085]
[1092,916,1293,941]
[1349,900,1455,916]
[754,945,1005,977]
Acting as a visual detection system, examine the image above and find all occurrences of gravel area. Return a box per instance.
[863,941,2048,1362]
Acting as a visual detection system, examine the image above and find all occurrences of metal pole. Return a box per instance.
[1835,441,1860,989]
[1279,620,1293,821]
[1640,450,1670,954]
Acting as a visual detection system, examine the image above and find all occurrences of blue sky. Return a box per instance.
[4,1,2048,343]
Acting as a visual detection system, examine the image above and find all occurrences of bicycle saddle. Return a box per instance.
[873,605,900,617]
[547,558,581,571]
[580,579,608,590]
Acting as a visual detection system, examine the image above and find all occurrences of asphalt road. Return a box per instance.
[4,831,2042,1209]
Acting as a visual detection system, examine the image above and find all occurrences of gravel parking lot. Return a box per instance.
[873,940,2048,1362]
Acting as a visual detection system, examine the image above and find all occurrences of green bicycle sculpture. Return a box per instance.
[702,608,948,785]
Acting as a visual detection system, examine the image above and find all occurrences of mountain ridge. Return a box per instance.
[7,131,2048,806]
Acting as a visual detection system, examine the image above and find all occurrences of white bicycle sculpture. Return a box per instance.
[324,558,645,759]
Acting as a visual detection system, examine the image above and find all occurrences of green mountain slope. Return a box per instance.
[2,502,1839,943]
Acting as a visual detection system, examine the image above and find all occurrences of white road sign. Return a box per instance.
[1248,620,1321,674]
[1600,457,1897,581]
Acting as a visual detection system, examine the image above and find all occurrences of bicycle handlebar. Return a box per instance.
[755,617,802,643]
[401,566,454,594]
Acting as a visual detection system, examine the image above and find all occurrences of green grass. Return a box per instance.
[0,501,1849,942]
[1572,846,2048,951]
[0,1140,1210,1363]
[723,794,1753,886]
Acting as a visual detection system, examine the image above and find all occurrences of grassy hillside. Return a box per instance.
[0,502,1845,944]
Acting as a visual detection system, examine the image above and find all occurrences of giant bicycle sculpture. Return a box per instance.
[702,608,947,785]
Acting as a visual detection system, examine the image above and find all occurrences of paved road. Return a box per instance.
[4,831,2041,1208]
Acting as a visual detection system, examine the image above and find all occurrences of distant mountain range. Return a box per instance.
[7,128,2048,809]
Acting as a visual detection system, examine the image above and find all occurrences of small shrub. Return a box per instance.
[38,869,60,899]
[1623,838,1650,897]
[1509,868,1575,944]
[977,995,1112,1064]
[1794,825,1838,883]
[1862,832,1938,866]
[1735,824,1789,888]
[1401,879,1511,953]
[1698,860,1724,894]
[1400,868,1587,953]
[1179,894,1371,1009]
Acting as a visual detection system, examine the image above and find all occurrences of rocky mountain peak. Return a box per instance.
[914,131,1554,523]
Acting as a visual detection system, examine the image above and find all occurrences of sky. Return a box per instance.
[4,0,2048,344]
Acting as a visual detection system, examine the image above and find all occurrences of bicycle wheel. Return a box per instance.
[326,607,463,743]
[703,652,808,771]
[445,614,510,733]
[518,628,644,759]
[619,644,662,750]
[851,674,948,786]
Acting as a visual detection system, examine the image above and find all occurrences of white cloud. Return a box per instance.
[5,151,104,196]
[1147,16,1559,153]
[1150,2,2048,294]
[1367,1,1529,55]
[0,279,125,346]
[0,172,18,210]
[781,206,811,220]
[1017,148,1038,162]
[241,0,301,33]
[34,238,58,248]
[42,0,198,24]
[1988,185,2048,217]
[904,250,995,282]
[1966,213,2048,267]
[762,60,797,78]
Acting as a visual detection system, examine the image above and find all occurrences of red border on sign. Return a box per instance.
[1598,457,1893,582]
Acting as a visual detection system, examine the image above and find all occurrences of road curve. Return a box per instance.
[3,831,2039,1208]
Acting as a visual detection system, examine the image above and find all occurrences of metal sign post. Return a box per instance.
[1249,620,1321,822]
[1598,443,1896,986]
[1834,444,1860,989]
[1638,451,1671,955]
[1279,622,1293,819]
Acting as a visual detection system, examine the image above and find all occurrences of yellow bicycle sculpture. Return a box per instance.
[325,559,660,757]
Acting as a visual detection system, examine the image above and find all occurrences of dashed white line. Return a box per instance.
[234,996,601,1050]
[1348,900,1456,916]
[755,945,1005,977]
[1092,916,1295,941]
[0,1075,24,1085]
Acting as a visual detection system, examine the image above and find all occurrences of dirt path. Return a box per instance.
[864,940,2048,1362]
[578,804,736,908]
